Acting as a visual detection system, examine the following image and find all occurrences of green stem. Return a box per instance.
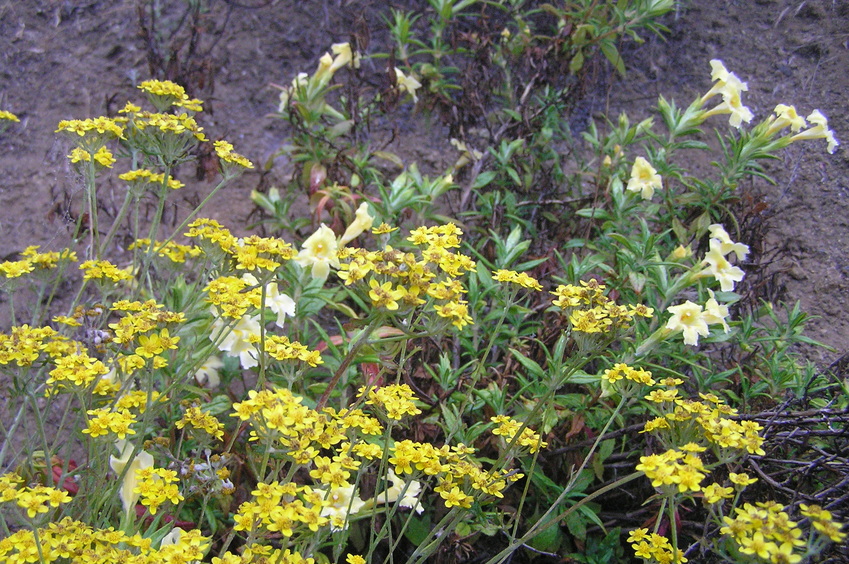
[316,315,383,410]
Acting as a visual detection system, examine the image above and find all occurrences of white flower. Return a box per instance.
[790,110,840,154]
[703,240,746,292]
[195,355,223,388]
[110,439,154,517]
[212,312,261,369]
[703,291,730,333]
[708,224,749,261]
[294,224,340,282]
[242,273,296,328]
[318,485,367,531]
[767,104,807,135]
[626,156,662,200]
[373,469,424,514]
[394,68,422,102]
[339,202,375,246]
[665,301,709,346]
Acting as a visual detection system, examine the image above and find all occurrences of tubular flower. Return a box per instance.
[294,224,340,282]
[790,110,839,154]
[626,156,662,200]
[665,301,710,346]
[339,202,375,246]
[109,440,154,517]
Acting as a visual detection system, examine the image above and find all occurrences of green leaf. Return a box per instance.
[508,348,545,379]
[600,40,625,76]
[472,171,497,189]
[569,50,585,74]
[404,515,432,546]
[576,208,612,220]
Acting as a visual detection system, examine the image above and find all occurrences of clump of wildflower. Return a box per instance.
[82,408,138,440]
[490,415,548,453]
[79,259,134,282]
[0,473,73,519]
[359,384,422,420]
[67,145,116,167]
[46,349,110,394]
[129,238,201,263]
[0,325,58,366]
[109,300,186,345]
[264,335,324,366]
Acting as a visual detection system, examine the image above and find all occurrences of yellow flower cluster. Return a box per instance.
[56,116,125,139]
[176,405,225,440]
[119,169,185,190]
[721,501,806,563]
[82,407,138,439]
[138,79,187,98]
[492,269,543,290]
[357,383,422,420]
[490,415,548,453]
[0,516,209,563]
[79,259,133,282]
[46,350,109,394]
[232,388,380,461]
[67,146,116,167]
[233,481,331,537]
[0,324,58,366]
[0,473,72,519]
[214,139,254,169]
[551,279,654,333]
[627,528,687,563]
[108,300,186,345]
[635,446,707,493]
[389,439,520,505]
[601,363,656,386]
[133,467,183,515]
[214,547,314,564]
[130,110,208,142]
[264,335,324,366]
[129,238,202,263]
[338,223,477,328]
[0,246,76,279]
[186,219,295,273]
[641,391,766,456]
[0,109,20,122]
[800,504,846,543]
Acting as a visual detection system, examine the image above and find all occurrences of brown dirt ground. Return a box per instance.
[0,0,847,371]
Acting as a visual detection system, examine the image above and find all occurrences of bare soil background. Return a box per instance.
[1,0,847,371]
